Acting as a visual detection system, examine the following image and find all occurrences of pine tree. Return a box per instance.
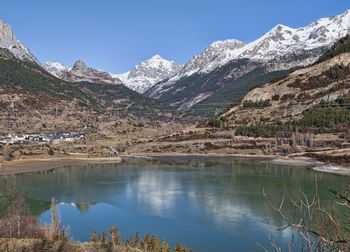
[174,243,183,252]
[149,234,157,251]
[90,230,97,242]
[101,232,107,245]
[108,225,120,245]
[143,233,150,251]
[134,230,140,248]
[162,238,170,251]
[126,237,133,247]
[154,235,161,251]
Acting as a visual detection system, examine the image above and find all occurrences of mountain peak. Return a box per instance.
[269,24,294,33]
[210,39,245,48]
[73,59,87,69]
[173,38,246,76]
[113,55,183,93]
[0,19,39,64]
[45,60,122,85]
[150,54,162,60]
[44,61,68,70]
[44,61,69,80]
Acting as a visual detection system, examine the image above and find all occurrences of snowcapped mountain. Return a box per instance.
[112,55,183,93]
[44,60,122,85]
[234,11,350,64]
[146,9,350,110]
[45,55,182,92]
[185,9,350,76]
[176,39,246,78]
[44,62,70,80]
[0,19,40,64]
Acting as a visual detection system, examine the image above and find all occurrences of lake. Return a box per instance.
[1,157,348,251]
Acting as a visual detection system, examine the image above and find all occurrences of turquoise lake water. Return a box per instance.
[1,157,348,251]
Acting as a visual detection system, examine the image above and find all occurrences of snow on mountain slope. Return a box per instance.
[112,55,183,93]
[209,10,350,70]
[148,9,350,103]
[0,19,40,64]
[235,10,350,62]
[44,62,70,80]
[178,39,246,77]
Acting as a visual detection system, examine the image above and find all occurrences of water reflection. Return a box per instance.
[1,158,347,251]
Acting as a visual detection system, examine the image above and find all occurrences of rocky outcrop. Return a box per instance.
[68,60,122,84]
[44,60,122,85]
[0,19,39,64]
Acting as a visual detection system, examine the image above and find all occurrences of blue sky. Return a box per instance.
[0,0,349,73]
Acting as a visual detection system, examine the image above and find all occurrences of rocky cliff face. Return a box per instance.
[0,19,39,64]
[68,60,122,84]
[44,60,122,85]
[147,9,350,110]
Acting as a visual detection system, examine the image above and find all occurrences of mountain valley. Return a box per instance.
[0,10,350,170]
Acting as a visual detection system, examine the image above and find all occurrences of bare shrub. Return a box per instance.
[45,197,69,241]
[0,183,45,239]
[2,144,11,161]
[263,178,350,251]
[289,132,314,149]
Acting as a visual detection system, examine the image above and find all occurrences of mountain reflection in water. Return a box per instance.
[1,158,347,251]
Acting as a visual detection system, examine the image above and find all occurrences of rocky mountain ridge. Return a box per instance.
[0,47,178,134]
[44,60,122,85]
[45,55,182,92]
[146,9,350,110]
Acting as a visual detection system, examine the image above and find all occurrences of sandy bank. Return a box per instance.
[311,165,350,176]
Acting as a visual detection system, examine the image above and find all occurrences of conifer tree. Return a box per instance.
[101,232,107,245]
[126,237,133,247]
[134,230,140,248]
[108,225,120,245]
[143,233,150,251]
[97,231,101,242]
[162,238,171,252]
[90,230,97,242]
[174,243,183,252]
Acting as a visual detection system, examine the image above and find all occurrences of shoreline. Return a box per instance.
[1,153,349,176]
[0,157,121,176]
[122,153,350,176]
